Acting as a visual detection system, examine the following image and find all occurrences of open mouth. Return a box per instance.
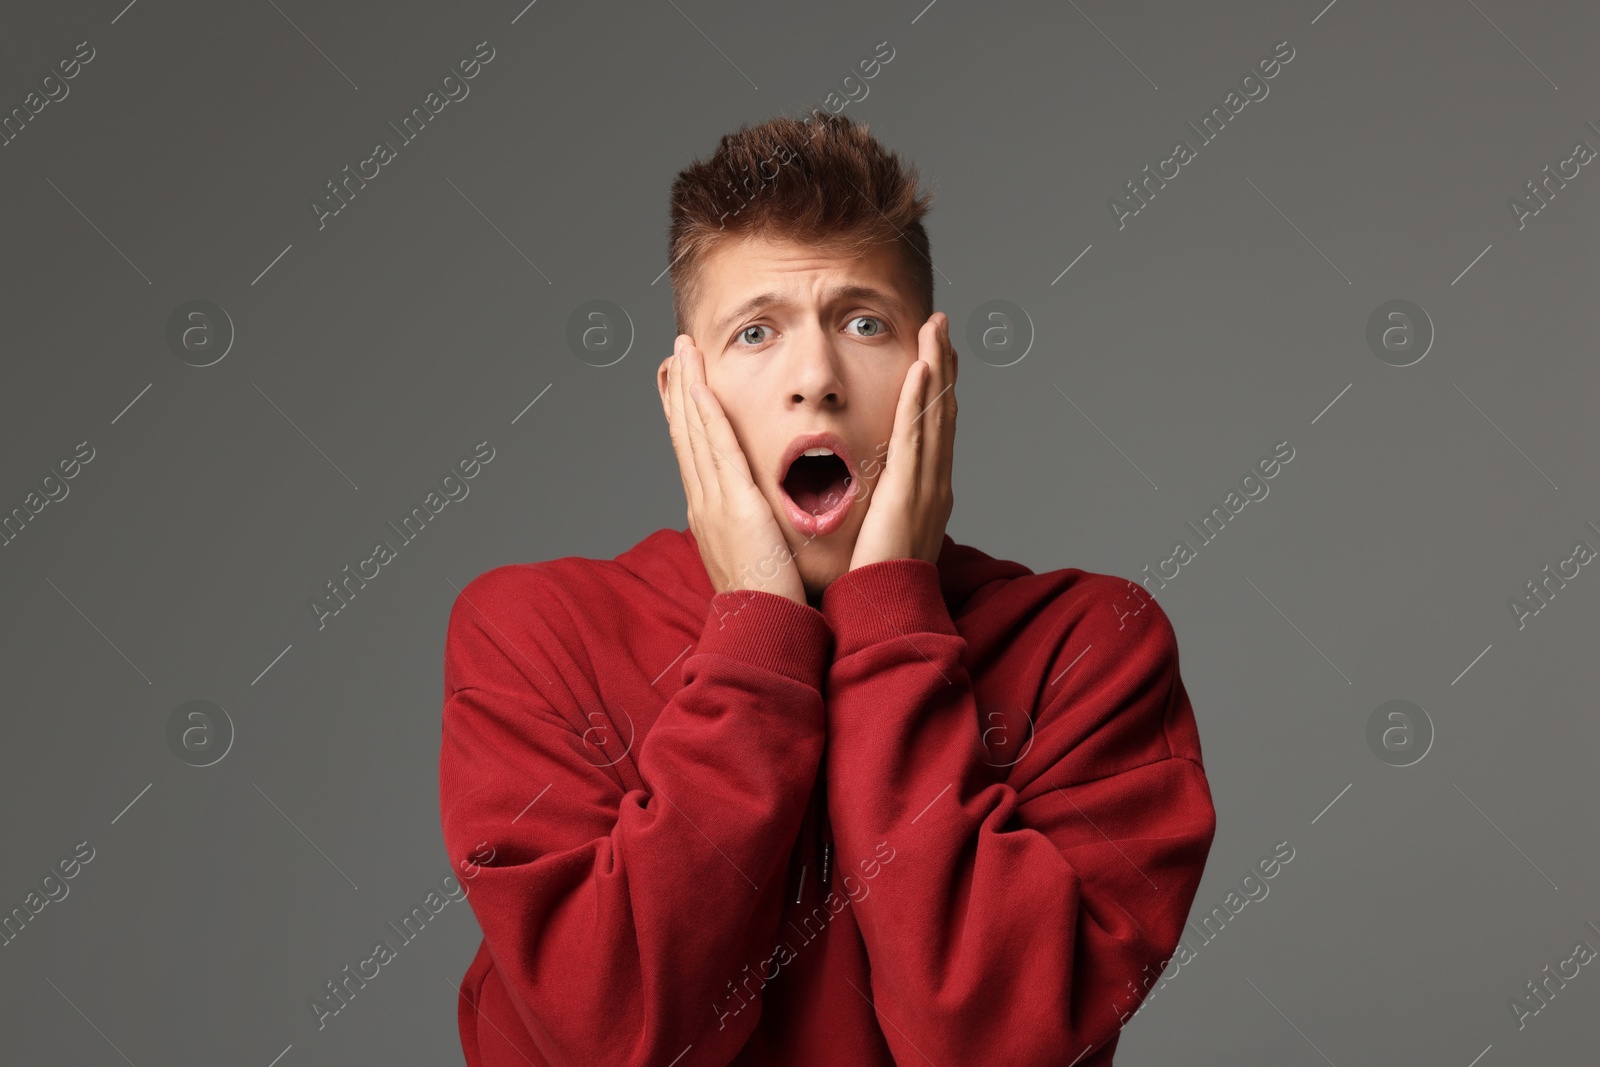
[777,431,864,534]
[783,451,854,516]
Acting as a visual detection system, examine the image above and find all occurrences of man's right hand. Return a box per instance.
[665,334,807,606]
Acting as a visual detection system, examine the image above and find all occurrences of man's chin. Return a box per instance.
[776,511,857,604]
[797,553,851,607]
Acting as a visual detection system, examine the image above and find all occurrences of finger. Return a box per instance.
[885,353,929,504]
[940,310,953,385]
[689,374,754,481]
[680,339,724,509]
[668,338,703,506]
[932,313,957,497]
[886,319,938,487]
[914,315,947,502]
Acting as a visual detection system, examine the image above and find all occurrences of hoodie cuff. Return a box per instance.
[696,589,834,689]
[820,558,958,660]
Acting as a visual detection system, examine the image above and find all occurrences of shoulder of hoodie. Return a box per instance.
[969,561,1179,666]
[966,563,1185,741]
[983,565,1198,778]
[445,553,643,665]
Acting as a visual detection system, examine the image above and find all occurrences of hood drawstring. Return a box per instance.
[790,772,834,904]
[791,776,818,904]
[817,772,832,896]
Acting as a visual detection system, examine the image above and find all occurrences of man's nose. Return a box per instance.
[785,324,845,406]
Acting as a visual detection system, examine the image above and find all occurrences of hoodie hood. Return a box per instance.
[615,526,1034,621]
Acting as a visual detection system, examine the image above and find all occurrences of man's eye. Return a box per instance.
[847,316,886,338]
[738,324,771,346]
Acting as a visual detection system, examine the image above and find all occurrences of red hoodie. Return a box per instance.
[439,526,1216,1066]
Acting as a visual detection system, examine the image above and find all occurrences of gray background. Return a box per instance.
[2,0,1597,1063]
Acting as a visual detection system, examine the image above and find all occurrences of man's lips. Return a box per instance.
[776,431,859,538]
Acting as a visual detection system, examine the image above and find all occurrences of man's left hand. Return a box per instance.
[848,310,958,571]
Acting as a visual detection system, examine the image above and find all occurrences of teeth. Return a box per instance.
[801,447,835,457]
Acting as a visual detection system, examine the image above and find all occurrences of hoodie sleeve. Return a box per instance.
[817,559,1217,1066]
[439,566,833,1067]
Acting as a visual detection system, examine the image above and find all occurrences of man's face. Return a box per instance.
[657,232,926,603]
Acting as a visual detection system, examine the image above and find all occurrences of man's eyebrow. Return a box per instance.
[708,285,910,338]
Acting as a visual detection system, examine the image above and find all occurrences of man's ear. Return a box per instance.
[656,354,674,424]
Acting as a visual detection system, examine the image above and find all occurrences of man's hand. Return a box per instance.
[665,334,808,606]
[849,311,957,571]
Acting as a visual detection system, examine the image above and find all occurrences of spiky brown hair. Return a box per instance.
[666,111,936,338]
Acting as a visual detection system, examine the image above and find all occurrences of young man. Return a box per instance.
[439,113,1216,1066]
